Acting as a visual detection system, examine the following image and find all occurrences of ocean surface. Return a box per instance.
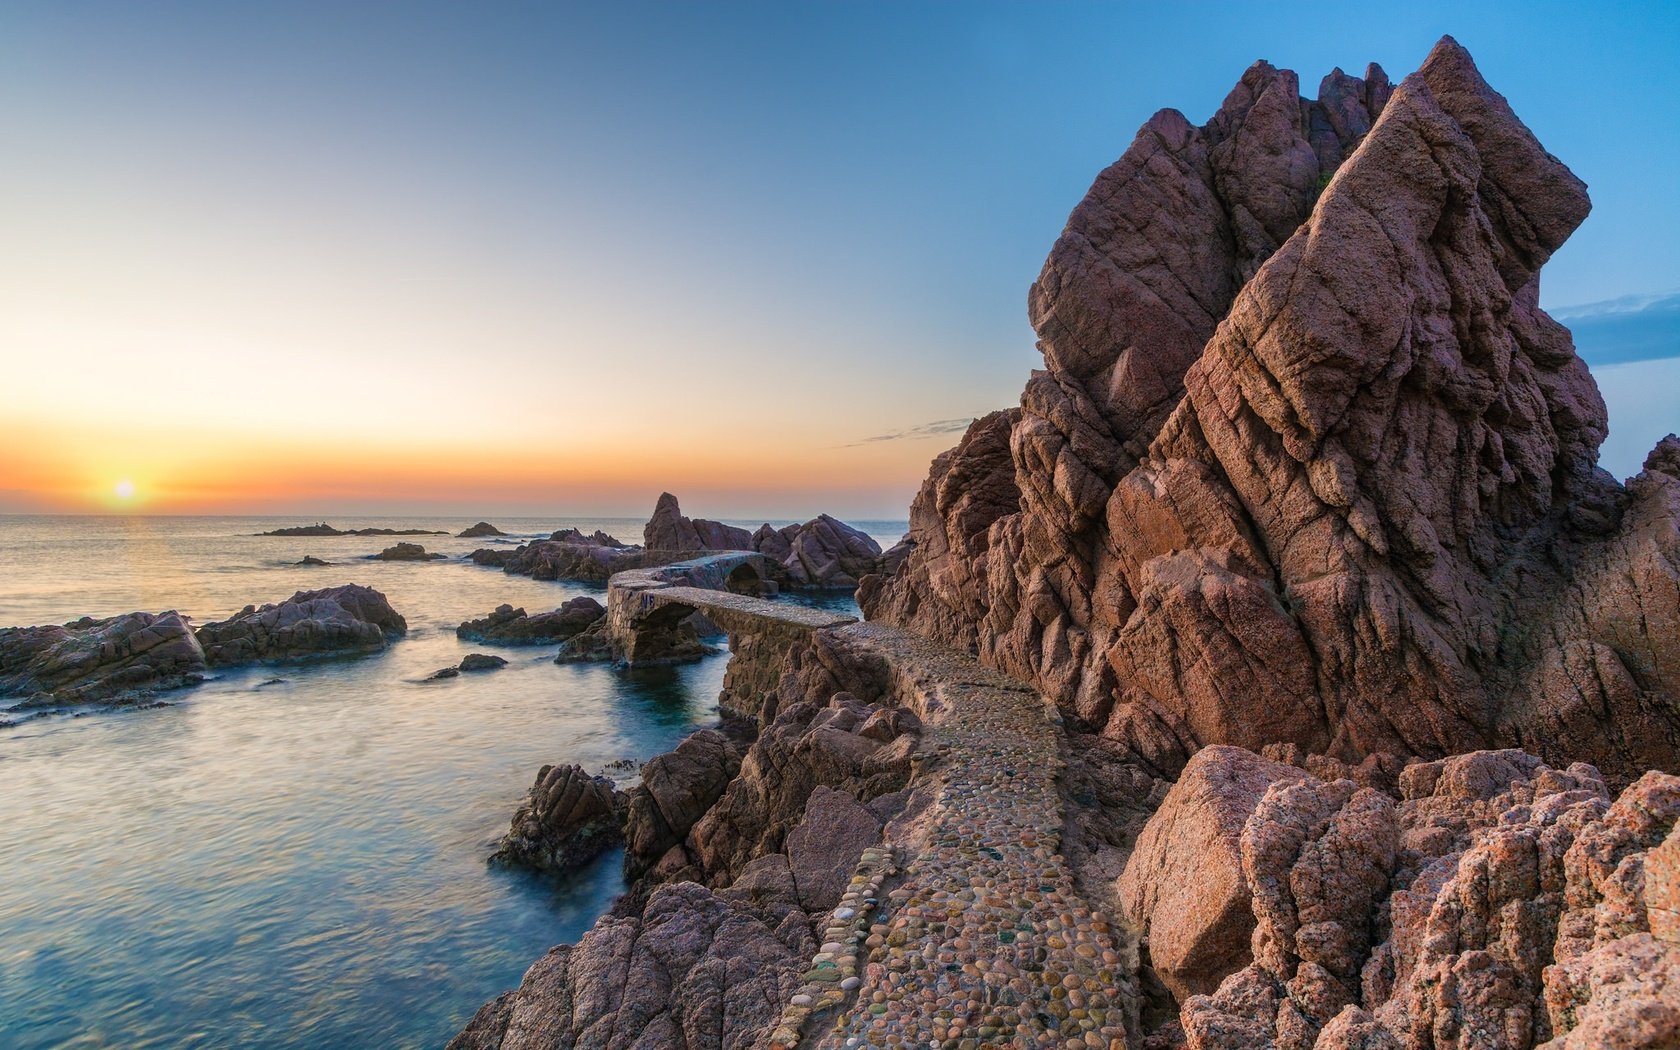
[0,514,902,1049]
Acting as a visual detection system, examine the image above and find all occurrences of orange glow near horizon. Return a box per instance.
[0,413,953,519]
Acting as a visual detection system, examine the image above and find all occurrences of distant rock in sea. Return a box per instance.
[257,523,446,537]
[369,542,446,561]
[0,611,206,706]
[295,555,331,566]
[195,584,407,666]
[427,653,508,679]
[456,599,605,645]
[457,522,505,538]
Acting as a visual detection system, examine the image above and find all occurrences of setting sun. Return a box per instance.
[114,479,135,500]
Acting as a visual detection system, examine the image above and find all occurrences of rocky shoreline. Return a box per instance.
[446,37,1680,1050]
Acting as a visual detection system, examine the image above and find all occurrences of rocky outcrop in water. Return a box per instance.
[458,522,506,538]
[644,492,755,551]
[753,515,883,589]
[0,611,206,705]
[258,523,444,536]
[492,764,627,875]
[195,584,407,666]
[456,599,605,645]
[370,542,445,561]
[860,37,1680,787]
[495,536,644,585]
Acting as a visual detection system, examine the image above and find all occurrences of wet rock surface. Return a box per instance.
[195,584,407,666]
[0,611,206,705]
[457,522,506,538]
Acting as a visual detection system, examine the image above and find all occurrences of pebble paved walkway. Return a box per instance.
[793,624,1131,1050]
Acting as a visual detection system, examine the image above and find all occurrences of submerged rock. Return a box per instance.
[195,584,407,666]
[456,599,605,645]
[295,555,331,566]
[0,611,206,705]
[430,653,509,677]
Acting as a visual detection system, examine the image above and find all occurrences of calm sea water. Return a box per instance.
[0,514,897,1049]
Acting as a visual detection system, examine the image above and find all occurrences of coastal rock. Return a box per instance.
[492,764,627,875]
[370,542,446,561]
[784,785,882,912]
[459,653,507,672]
[1118,745,1308,1002]
[295,555,331,566]
[751,515,883,589]
[457,599,605,645]
[258,523,445,537]
[458,522,506,538]
[467,548,517,568]
[1173,750,1680,1050]
[195,584,407,665]
[446,879,805,1050]
[624,728,744,881]
[0,611,206,705]
[644,492,753,551]
[550,527,629,548]
[499,538,643,585]
[860,37,1680,786]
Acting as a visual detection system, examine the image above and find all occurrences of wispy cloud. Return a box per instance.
[1551,290,1680,366]
[846,417,977,447]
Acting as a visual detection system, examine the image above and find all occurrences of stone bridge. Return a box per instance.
[605,553,858,713]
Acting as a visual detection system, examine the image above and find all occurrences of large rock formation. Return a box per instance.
[195,584,407,665]
[753,515,883,589]
[644,492,755,551]
[861,37,1680,785]
[0,611,206,705]
[458,522,506,538]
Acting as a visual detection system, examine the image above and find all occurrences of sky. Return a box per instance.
[1,1,1676,519]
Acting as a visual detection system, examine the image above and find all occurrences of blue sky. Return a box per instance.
[1,1,1675,516]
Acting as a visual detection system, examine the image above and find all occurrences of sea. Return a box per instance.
[0,513,905,1049]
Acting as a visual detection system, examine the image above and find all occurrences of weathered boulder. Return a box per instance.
[499,539,643,585]
[784,785,883,913]
[457,599,605,645]
[624,728,744,880]
[1174,750,1680,1050]
[861,37,1680,787]
[644,492,754,551]
[458,522,506,538]
[550,527,629,548]
[492,764,627,875]
[370,542,445,561]
[195,584,407,665]
[446,879,807,1050]
[752,515,883,588]
[0,611,206,705]
[1118,746,1308,1002]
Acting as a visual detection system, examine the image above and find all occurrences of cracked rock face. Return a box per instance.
[492,764,627,875]
[1129,745,1680,1050]
[862,36,1680,785]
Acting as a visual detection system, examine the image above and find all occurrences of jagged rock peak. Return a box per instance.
[863,36,1679,786]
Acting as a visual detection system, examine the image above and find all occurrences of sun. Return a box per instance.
[114,479,136,501]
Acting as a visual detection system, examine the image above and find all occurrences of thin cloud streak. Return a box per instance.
[846,417,978,447]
